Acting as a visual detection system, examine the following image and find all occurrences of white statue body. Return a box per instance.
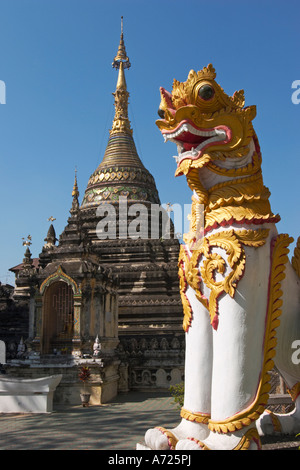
[93,335,101,357]
[143,65,300,450]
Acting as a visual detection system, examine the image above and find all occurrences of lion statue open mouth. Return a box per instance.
[138,64,300,451]
[157,64,253,171]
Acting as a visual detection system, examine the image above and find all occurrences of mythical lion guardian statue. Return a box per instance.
[142,65,300,450]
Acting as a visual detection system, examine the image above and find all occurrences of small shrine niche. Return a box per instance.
[41,280,74,354]
[29,264,119,358]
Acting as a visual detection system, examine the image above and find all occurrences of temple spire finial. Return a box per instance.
[72,167,79,198]
[70,167,80,215]
[110,17,132,136]
[112,16,131,70]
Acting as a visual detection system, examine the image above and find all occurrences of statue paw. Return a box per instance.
[145,427,178,450]
[257,408,300,436]
[256,410,280,436]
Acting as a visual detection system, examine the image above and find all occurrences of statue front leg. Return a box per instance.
[176,290,266,450]
[177,236,282,450]
[144,286,213,449]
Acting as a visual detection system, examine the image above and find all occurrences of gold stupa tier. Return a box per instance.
[81,160,160,207]
[99,132,145,169]
[81,131,160,206]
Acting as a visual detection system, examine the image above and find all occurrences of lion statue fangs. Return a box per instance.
[139,64,300,451]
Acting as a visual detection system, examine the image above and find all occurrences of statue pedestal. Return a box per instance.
[0,374,62,413]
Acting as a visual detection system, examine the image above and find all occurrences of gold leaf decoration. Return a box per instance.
[185,229,270,329]
[178,245,194,332]
[180,407,210,424]
[292,236,300,278]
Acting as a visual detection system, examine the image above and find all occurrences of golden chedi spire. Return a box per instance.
[81,18,160,208]
[110,17,132,136]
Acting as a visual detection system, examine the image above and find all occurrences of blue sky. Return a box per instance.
[0,0,299,284]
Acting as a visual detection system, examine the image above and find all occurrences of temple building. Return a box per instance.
[1,20,184,403]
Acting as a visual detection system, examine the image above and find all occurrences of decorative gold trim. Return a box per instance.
[185,228,270,329]
[287,382,300,402]
[204,170,278,231]
[161,64,245,116]
[186,168,209,205]
[180,407,210,424]
[292,236,300,278]
[40,265,81,295]
[233,428,261,450]
[207,171,264,207]
[178,246,194,332]
[155,427,178,450]
[206,150,261,178]
[265,410,282,433]
[180,155,278,237]
[208,234,293,433]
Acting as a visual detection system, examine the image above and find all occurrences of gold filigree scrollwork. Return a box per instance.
[110,86,132,135]
[185,229,270,330]
[178,245,194,332]
[183,194,205,250]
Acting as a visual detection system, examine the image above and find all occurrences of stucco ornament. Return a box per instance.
[143,65,300,450]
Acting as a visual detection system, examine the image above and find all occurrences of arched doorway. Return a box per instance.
[41,280,74,354]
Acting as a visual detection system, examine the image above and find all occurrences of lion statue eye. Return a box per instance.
[157,108,165,119]
[198,84,215,101]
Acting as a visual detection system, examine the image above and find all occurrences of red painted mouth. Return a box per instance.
[162,120,231,164]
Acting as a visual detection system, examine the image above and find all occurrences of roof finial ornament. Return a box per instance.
[72,166,79,198]
[22,235,32,247]
[110,17,132,136]
[112,16,131,70]
[70,166,80,215]
[44,223,57,249]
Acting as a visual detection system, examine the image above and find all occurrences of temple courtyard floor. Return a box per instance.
[0,391,299,451]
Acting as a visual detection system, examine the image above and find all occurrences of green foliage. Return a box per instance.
[169,381,184,409]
